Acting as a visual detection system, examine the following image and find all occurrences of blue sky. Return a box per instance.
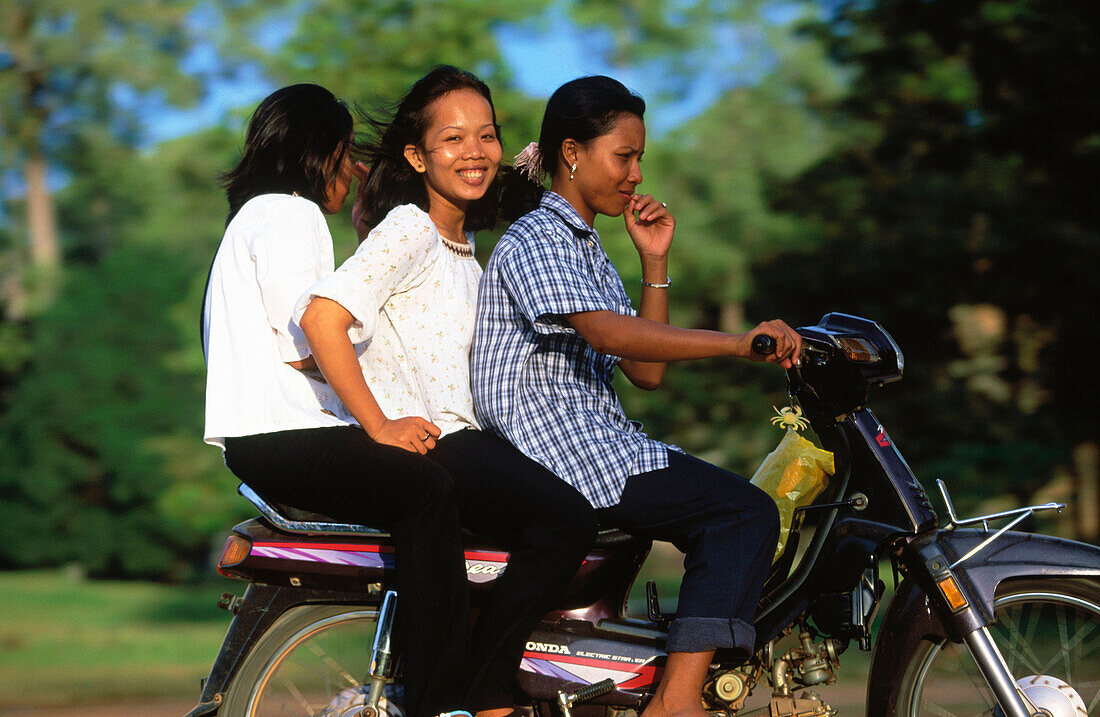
[2,1,791,207]
[144,3,780,145]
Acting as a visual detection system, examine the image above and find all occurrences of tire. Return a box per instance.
[894,577,1100,716]
[220,603,384,717]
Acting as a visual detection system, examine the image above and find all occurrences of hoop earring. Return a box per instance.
[569,163,577,181]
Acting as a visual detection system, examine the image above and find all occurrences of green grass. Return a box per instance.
[0,551,886,709]
[0,570,237,708]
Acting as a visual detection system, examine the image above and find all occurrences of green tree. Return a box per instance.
[0,0,564,579]
[0,0,851,577]
[754,0,1100,525]
[584,2,848,472]
[0,0,205,312]
[0,127,244,578]
[247,0,552,155]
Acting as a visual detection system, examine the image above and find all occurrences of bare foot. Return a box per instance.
[475,708,513,717]
[639,694,710,717]
[639,650,715,717]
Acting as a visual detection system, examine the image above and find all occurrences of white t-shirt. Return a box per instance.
[295,204,482,437]
[203,194,351,447]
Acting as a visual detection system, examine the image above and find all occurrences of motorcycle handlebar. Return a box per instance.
[751,334,777,356]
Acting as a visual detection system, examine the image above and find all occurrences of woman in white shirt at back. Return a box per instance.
[202,83,470,717]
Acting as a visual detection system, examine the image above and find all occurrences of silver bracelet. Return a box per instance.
[641,276,671,289]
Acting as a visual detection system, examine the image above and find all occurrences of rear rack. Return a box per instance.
[238,483,385,536]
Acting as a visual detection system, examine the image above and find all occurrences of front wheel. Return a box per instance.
[221,603,387,717]
[894,578,1100,716]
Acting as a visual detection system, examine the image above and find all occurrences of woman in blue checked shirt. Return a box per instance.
[472,76,802,717]
[296,66,596,717]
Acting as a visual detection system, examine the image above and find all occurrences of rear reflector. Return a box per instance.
[218,535,251,569]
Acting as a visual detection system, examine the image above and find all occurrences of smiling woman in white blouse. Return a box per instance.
[295,66,597,717]
[202,83,473,717]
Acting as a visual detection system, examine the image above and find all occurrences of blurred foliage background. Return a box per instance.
[1,0,1097,582]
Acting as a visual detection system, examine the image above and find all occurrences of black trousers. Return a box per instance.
[598,450,780,656]
[225,427,596,714]
[430,429,597,711]
[224,427,469,717]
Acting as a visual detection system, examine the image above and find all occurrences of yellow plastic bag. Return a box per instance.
[750,429,835,561]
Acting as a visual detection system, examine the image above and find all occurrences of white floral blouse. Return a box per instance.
[295,204,483,437]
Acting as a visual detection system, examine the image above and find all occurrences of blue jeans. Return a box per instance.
[597,450,780,655]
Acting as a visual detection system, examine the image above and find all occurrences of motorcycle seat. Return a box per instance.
[239,483,639,548]
[240,483,385,535]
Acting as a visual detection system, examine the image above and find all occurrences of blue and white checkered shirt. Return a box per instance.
[471,191,673,509]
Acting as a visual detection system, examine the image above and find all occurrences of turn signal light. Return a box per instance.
[937,575,969,612]
[219,535,252,569]
[837,337,881,363]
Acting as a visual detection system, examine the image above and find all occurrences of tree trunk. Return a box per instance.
[22,151,60,306]
[25,153,60,271]
[1,264,28,320]
[720,300,744,334]
[1073,442,1099,542]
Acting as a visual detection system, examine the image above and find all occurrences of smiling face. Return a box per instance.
[404,88,502,216]
[567,113,645,224]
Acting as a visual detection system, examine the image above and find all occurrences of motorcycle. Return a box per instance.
[185,313,1100,717]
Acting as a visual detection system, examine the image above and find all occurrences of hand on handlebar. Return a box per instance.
[742,320,802,369]
[369,416,441,454]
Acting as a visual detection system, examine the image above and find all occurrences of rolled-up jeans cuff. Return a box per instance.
[666,616,756,654]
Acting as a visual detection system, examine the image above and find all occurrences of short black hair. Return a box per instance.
[221,83,357,223]
[501,76,645,221]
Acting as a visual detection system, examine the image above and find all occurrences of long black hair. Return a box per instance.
[500,76,645,222]
[356,65,502,233]
[221,83,357,224]
[204,84,355,353]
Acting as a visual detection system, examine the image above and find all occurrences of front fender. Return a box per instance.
[865,530,1100,717]
[938,529,1100,619]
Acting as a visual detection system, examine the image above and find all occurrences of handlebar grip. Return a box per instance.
[751,334,776,356]
[573,678,616,703]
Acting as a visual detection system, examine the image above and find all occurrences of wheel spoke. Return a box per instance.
[225,607,379,717]
[899,584,1100,717]
[277,671,319,716]
[1087,685,1100,713]
[1037,614,1097,677]
[307,640,362,687]
[921,701,959,717]
[994,611,1044,674]
[1057,603,1071,684]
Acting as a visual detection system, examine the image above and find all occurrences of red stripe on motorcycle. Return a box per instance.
[252,541,395,553]
[465,549,509,562]
[250,542,509,562]
[521,652,653,672]
[615,666,662,689]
